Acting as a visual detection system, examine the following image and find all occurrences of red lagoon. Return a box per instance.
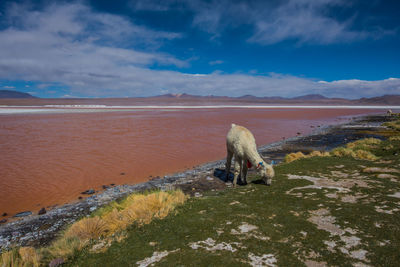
[0,108,380,216]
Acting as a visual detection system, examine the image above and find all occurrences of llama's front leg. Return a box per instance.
[233,158,241,187]
[242,160,248,185]
[225,151,233,181]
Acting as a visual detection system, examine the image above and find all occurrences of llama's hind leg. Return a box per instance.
[225,151,233,181]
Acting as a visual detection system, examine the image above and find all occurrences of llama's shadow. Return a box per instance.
[251,179,267,185]
[213,168,247,186]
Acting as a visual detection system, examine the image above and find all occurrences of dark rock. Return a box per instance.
[0,219,7,224]
[110,183,115,186]
[78,196,83,199]
[38,207,47,215]
[120,172,125,175]
[49,258,64,267]
[2,212,7,216]
[102,185,110,189]
[14,211,32,217]
[81,189,95,195]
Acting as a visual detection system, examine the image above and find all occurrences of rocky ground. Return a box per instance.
[0,114,394,250]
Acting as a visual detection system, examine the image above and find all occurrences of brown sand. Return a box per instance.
[0,108,378,216]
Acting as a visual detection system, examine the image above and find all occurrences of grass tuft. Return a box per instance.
[284,152,306,163]
[284,150,329,163]
[102,190,186,233]
[346,137,382,149]
[383,120,400,131]
[389,136,400,141]
[19,247,40,267]
[0,249,20,267]
[46,237,83,260]
[65,216,108,242]
[0,247,40,267]
[330,138,381,161]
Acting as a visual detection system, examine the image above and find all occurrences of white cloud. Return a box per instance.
[131,0,392,45]
[0,2,398,98]
[2,86,16,89]
[0,2,187,83]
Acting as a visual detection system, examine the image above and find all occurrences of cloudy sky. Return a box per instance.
[0,0,399,98]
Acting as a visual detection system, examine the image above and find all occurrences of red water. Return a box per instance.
[0,108,379,216]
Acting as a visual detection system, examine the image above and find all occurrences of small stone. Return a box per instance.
[102,185,110,189]
[0,219,7,224]
[110,183,115,186]
[78,196,83,199]
[2,212,7,216]
[38,207,47,215]
[206,177,214,181]
[49,258,64,267]
[81,189,95,195]
[14,211,32,217]
[120,172,125,175]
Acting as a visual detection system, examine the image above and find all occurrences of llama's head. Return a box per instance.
[257,161,275,186]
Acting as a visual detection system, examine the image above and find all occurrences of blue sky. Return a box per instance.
[0,0,399,98]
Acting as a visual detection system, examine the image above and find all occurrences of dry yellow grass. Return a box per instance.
[284,152,306,163]
[46,237,82,260]
[284,138,381,162]
[383,121,400,131]
[354,150,379,161]
[43,190,186,264]
[331,146,378,161]
[284,151,329,163]
[18,247,40,267]
[389,136,400,141]
[0,247,40,267]
[331,147,356,158]
[102,190,186,234]
[65,216,108,241]
[346,138,382,149]
[0,250,19,267]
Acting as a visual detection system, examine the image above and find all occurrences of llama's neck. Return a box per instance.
[246,147,264,166]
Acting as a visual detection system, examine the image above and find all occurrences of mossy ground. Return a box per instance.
[66,130,400,266]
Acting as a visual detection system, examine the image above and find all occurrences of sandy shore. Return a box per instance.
[0,113,393,249]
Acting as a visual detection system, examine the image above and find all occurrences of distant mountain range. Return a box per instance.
[0,90,399,105]
[155,93,400,105]
[0,90,36,98]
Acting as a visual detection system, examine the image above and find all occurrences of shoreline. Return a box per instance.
[0,113,393,249]
[0,105,399,115]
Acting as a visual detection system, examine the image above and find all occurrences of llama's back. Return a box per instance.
[226,124,257,156]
